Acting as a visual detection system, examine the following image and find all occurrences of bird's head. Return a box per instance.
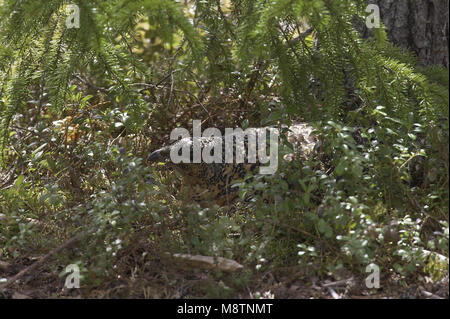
[147,137,195,164]
[147,145,172,163]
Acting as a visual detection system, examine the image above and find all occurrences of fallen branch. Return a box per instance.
[322,277,355,288]
[164,253,243,273]
[0,229,94,290]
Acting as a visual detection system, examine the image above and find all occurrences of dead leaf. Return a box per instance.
[0,260,10,272]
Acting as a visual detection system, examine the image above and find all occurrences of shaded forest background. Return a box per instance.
[0,0,448,299]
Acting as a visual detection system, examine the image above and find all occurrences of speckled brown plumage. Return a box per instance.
[148,123,318,204]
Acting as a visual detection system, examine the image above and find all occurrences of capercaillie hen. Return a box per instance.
[148,123,319,205]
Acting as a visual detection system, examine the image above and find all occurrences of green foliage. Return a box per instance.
[0,0,448,297]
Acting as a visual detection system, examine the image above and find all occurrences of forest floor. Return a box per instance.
[1,241,448,299]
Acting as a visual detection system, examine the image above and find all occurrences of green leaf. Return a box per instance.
[14,175,24,187]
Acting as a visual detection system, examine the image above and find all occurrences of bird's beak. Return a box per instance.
[148,150,162,162]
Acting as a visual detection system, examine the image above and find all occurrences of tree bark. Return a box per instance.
[368,0,449,68]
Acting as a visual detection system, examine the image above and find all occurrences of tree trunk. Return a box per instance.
[368,0,449,68]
